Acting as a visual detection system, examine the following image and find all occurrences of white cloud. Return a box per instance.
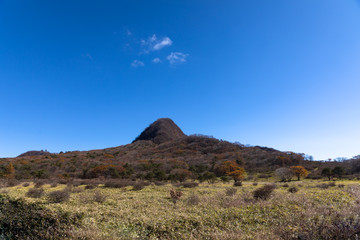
[81,53,93,60]
[152,58,161,63]
[167,52,188,64]
[153,37,172,50]
[141,34,172,52]
[131,60,144,67]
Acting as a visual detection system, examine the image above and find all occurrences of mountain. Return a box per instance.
[0,118,334,180]
[133,118,186,144]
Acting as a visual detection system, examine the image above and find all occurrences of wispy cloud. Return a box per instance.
[141,34,172,52]
[152,58,161,63]
[153,37,172,50]
[131,60,144,67]
[81,53,93,60]
[167,52,188,64]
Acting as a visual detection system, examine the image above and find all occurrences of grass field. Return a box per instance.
[2,180,360,240]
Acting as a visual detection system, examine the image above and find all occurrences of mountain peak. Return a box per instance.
[133,118,186,144]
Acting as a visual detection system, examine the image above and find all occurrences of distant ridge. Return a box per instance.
[133,118,186,144]
[2,117,329,180]
[18,150,51,158]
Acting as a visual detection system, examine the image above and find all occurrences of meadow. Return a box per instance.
[1,179,360,240]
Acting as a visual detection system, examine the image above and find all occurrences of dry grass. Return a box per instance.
[1,180,360,239]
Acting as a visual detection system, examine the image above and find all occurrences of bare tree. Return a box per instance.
[275,167,293,182]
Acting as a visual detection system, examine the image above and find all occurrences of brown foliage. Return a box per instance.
[170,189,183,205]
[253,184,276,200]
[47,189,70,203]
[26,188,44,198]
[6,163,15,179]
[291,166,308,180]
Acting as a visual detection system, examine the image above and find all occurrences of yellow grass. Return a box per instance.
[2,180,360,240]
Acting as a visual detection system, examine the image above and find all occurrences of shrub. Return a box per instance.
[275,167,294,182]
[104,179,133,188]
[34,180,45,188]
[225,187,237,196]
[288,186,298,193]
[22,182,30,187]
[50,182,58,188]
[198,171,216,183]
[259,174,270,179]
[169,169,192,182]
[282,183,289,188]
[48,189,70,203]
[71,187,84,193]
[72,180,83,187]
[58,179,68,184]
[220,175,231,183]
[328,181,336,187]
[186,194,200,206]
[316,183,330,189]
[93,191,107,203]
[85,184,97,190]
[154,181,166,186]
[338,184,345,188]
[26,188,44,198]
[85,164,126,178]
[6,179,19,187]
[277,209,360,240]
[246,175,254,181]
[0,181,7,188]
[170,189,183,205]
[233,181,242,187]
[181,182,199,188]
[253,184,276,200]
[0,194,83,239]
[133,181,149,191]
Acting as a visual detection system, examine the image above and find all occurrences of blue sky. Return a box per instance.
[0,0,360,160]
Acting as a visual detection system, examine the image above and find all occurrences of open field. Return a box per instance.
[1,179,360,239]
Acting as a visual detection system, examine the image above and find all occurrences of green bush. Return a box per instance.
[0,194,83,239]
[220,175,231,183]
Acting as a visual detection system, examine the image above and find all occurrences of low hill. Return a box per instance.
[0,118,342,180]
[17,150,51,158]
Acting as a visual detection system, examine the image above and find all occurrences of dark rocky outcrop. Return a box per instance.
[133,118,186,144]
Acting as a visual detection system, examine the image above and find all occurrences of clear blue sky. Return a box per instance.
[1,0,360,160]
